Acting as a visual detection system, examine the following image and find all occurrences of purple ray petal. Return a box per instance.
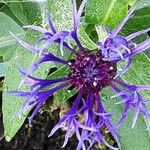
[136,85,150,91]
[43,52,69,65]
[71,31,84,50]
[19,67,69,89]
[132,104,140,128]
[19,52,68,87]
[9,90,32,97]
[117,105,130,128]
[40,31,69,54]
[73,0,87,31]
[23,25,49,34]
[35,37,48,47]
[62,123,72,148]
[115,95,132,105]
[28,99,46,126]
[126,28,150,41]
[111,81,150,129]
[128,38,150,57]
[48,90,83,137]
[111,90,129,98]
[76,0,87,28]
[48,14,56,33]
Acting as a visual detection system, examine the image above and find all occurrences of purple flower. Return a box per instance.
[10,0,150,149]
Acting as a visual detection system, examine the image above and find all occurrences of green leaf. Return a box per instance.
[122,0,150,35]
[2,31,51,142]
[2,0,74,142]
[8,1,42,25]
[0,62,8,77]
[8,2,29,25]
[121,53,150,87]
[78,25,97,50]
[48,0,73,31]
[85,0,136,29]
[95,25,108,43]
[0,2,21,24]
[119,33,150,95]
[122,6,150,35]
[0,12,25,61]
[19,2,42,25]
[132,0,150,10]
[102,87,150,150]
[0,56,3,62]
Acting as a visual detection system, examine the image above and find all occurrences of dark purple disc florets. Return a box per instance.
[68,51,117,92]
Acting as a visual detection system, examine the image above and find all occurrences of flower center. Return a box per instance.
[68,51,117,92]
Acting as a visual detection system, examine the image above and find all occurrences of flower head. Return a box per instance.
[11,0,150,149]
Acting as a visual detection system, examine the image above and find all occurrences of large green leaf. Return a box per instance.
[102,87,150,150]
[18,2,41,25]
[2,31,51,142]
[8,2,29,25]
[2,0,74,142]
[0,12,25,61]
[85,0,136,29]
[0,2,21,25]
[7,1,41,25]
[122,6,150,35]
[121,53,150,87]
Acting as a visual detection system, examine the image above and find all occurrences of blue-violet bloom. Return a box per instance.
[10,0,150,149]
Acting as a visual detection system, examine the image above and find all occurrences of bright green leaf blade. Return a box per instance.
[0,56,3,62]
[122,0,150,35]
[0,12,25,61]
[8,1,42,25]
[85,0,136,29]
[0,62,8,77]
